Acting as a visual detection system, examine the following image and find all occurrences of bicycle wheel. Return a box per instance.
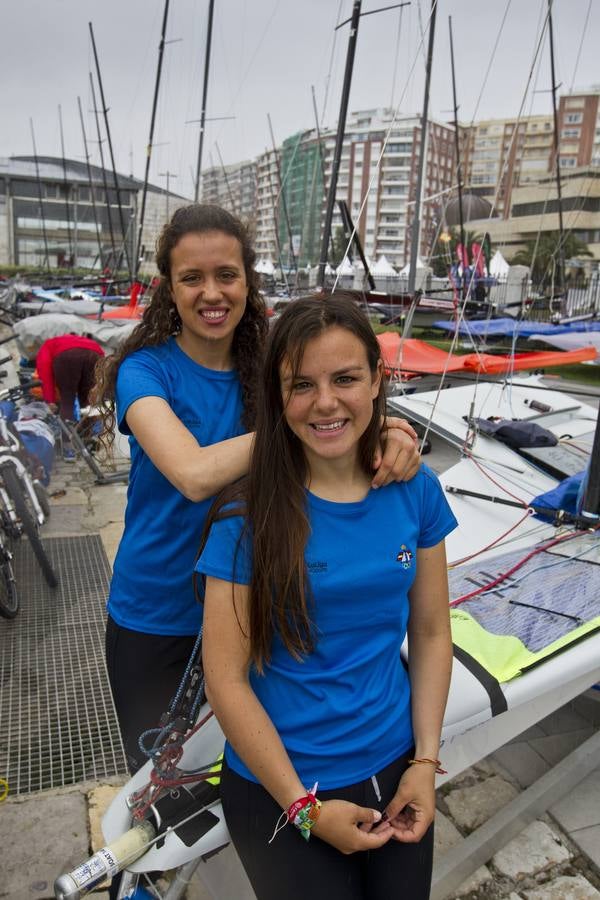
[0,549,18,618]
[0,463,58,588]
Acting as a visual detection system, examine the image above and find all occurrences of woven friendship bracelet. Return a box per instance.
[408,757,447,775]
[268,782,321,844]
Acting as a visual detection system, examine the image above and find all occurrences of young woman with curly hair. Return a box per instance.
[95,205,420,776]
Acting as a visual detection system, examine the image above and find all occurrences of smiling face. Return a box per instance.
[169,230,248,364]
[280,325,383,473]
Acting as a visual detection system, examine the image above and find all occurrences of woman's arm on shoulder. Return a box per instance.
[126,397,253,502]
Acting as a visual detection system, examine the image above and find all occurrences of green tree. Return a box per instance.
[509,231,592,286]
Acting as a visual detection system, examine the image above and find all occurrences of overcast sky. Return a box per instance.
[2,0,598,200]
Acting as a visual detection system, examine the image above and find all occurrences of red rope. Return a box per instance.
[448,509,534,568]
[449,530,586,607]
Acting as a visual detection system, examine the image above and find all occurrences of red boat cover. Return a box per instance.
[377,332,597,377]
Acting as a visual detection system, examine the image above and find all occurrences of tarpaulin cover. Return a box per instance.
[530,469,588,521]
[433,318,600,338]
[474,418,558,449]
[377,332,596,377]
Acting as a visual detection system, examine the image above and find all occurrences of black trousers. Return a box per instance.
[52,347,100,421]
[221,754,434,900]
[105,614,197,774]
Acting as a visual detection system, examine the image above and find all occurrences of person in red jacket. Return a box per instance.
[36,334,104,422]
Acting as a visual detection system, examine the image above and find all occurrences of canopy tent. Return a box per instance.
[371,255,397,276]
[254,259,275,276]
[489,250,510,277]
[336,256,355,275]
[398,256,427,276]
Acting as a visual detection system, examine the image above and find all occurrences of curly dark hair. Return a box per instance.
[94,204,267,442]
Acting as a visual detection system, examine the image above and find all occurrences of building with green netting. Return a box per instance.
[277,130,324,270]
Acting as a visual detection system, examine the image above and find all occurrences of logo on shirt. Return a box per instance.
[307,560,328,574]
[396,545,413,570]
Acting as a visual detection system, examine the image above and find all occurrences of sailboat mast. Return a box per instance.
[77,95,104,271]
[134,0,171,282]
[317,0,362,289]
[194,0,215,203]
[547,0,565,294]
[29,119,51,274]
[89,21,133,281]
[448,16,466,300]
[58,105,74,269]
[89,72,118,270]
[581,405,600,521]
[406,0,437,317]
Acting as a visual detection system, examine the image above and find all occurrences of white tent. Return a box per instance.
[398,256,426,276]
[336,256,355,275]
[254,259,275,275]
[371,255,397,276]
[324,262,335,275]
[489,250,509,277]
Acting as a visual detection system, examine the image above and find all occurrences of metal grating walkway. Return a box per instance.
[0,534,128,794]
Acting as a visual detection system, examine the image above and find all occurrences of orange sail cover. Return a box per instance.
[377,332,597,378]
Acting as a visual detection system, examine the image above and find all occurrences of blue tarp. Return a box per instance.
[531,469,588,521]
[433,318,600,338]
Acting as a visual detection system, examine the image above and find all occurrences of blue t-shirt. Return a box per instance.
[108,337,245,635]
[196,465,458,789]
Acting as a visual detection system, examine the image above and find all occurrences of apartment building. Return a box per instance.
[319,108,458,269]
[253,148,280,263]
[201,159,257,228]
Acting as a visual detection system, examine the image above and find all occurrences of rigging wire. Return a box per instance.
[568,0,593,92]
[321,0,345,127]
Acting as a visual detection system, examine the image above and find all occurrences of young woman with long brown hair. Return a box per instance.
[94,206,420,776]
[197,294,457,900]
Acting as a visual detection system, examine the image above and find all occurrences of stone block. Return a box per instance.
[550,765,600,832]
[2,793,89,898]
[529,728,595,769]
[492,740,550,789]
[444,775,519,831]
[433,810,491,894]
[522,874,600,899]
[88,783,123,851]
[568,823,600,870]
[492,821,571,880]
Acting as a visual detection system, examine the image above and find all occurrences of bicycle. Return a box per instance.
[0,383,58,589]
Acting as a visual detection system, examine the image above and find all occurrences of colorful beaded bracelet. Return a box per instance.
[408,757,447,775]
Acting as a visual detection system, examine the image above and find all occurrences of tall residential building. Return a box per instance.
[254,148,280,263]
[277,130,324,268]
[201,159,257,229]
[319,108,458,269]
[465,89,600,217]
[465,115,554,215]
[557,88,600,169]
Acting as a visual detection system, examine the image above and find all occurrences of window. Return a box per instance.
[565,113,583,124]
[561,128,580,138]
[560,157,577,167]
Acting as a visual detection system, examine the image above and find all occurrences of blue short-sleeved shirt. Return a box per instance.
[108,337,245,635]
[196,465,458,789]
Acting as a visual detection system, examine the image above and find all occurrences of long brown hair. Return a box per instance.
[205,293,387,671]
[94,204,267,441]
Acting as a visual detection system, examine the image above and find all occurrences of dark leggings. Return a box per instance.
[221,754,434,900]
[105,614,197,774]
[52,347,99,421]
